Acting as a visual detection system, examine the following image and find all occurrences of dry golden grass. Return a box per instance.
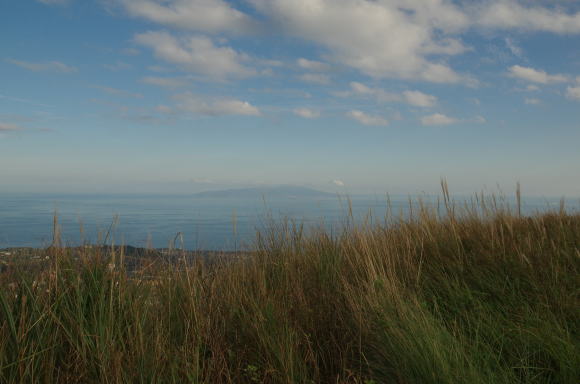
[1,187,579,383]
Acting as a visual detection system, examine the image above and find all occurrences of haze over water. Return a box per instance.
[0,192,572,251]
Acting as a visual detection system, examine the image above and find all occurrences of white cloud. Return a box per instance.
[113,1,580,89]
[0,122,23,131]
[298,73,331,85]
[331,179,345,187]
[478,1,580,34]
[141,76,188,88]
[120,0,256,34]
[93,85,143,98]
[508,65,568,84]
[134,31,255,81]
[175,93,261,116]
[566,86,580,101]
[243,1,580,84]
[5,59,77,73]
[421,113,458,126]
[403,90,437,107]
[420,63,470,85]
[525,98,541,105]
[250,0,470,83]
[297,58,329,71]
[349,82,401,102]
[347,110,388,126]
[293,108,320,119]
[346,82,437,107]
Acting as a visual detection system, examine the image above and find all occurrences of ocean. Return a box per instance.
[0,193,574,251]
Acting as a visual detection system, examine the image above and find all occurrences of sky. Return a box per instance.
[1,0,579,197]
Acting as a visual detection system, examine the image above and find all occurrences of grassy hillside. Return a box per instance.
[1,189,579,383]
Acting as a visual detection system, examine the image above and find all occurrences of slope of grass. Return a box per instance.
[1,191,579,383]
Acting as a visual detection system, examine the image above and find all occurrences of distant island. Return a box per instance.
[192,185,337,199]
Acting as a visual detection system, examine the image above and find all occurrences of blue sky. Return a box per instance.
[1,0,579,196]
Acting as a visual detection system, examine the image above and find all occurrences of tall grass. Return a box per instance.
[0,188,579,383]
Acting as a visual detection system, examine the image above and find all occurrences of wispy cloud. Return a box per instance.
[298,73,331,85]
[141,76,188,88]
[421,113,458,126]
[0,93,52,108]
[403,90,437,108]
[121,47,140,56]
[134,31,255,81]
[478,1,580,34]
[525,98,541,105]
[93,85,143,99]
[5,58,77,73]
[120,0,257,34]
[470,116,486,124]
[347,82,400,103]
[342,82,437,108]
[103,61,132,71]
[566,86,580,101]
[508,65,568,84]
[420,113,486,126]
[504,37,524,59]
[293,108,320,119]
[0,122,23,131]
[347,110,388,126]
[525,85,540,92]
[175,93,261,117]
[331,179,345,187]
[297,58,330,72]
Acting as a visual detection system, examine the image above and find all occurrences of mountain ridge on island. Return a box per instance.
[192,185,337,199]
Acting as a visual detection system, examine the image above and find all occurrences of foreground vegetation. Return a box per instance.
[1,189,579,383]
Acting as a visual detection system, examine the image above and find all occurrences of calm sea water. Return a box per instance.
[0,193,574,251]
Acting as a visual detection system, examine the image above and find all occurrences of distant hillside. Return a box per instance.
[192,185,336,199]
